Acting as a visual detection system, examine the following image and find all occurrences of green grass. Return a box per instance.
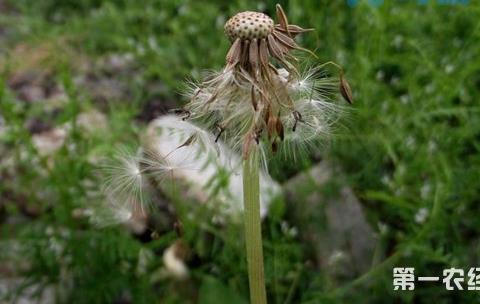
[1,0,480,303]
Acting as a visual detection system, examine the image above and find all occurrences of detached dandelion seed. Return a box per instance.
[95,147,189,228]
[101,149,149,215]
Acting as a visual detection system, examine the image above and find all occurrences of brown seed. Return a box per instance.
[176,134,197,150]
[267,115,277,139]
[254,128,262,144]
[292,120,298,132]
[250,85,257,111]
[276,118,284,141]
[249,38,259,69]
[225,38,242,66]
[292,110,303,132]
[275,4,291,36]
[214,127,224,143]
[174,220,184,237]
[271,140,278,153]
[264,104,271,125]
[340,74,353,104]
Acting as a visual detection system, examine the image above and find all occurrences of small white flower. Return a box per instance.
[381,174,392,186]
[328,250,348,266]
[428,140,438,154]
[392,35,404,48]
[163,241,189,280]
[376,70,385,81]
[378,222,389,235]
[405,135,416,148]
[445,64,455,74]
[420,182,432,200]
[400,94,410,104]
[414,208,428,224]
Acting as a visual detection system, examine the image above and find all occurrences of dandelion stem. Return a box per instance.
[243,148,267,304]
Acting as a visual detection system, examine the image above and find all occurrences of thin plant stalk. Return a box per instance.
[243,148,267,304]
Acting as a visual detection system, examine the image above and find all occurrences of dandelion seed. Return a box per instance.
[101,148,149,213]
[91,148,153,227]
[340,74,354,104]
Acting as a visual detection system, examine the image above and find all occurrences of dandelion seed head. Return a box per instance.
[224,11,274,41]
[182,5,351,161]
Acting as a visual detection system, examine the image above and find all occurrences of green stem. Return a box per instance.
[243,149,267,304]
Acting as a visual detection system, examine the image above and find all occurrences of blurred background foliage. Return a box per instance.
[1,0,480,303]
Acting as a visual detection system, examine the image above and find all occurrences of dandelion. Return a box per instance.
[180,5,352,303]
[184,5,350,160]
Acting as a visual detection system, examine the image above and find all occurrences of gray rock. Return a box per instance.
[78,76,129,104]
[17,85,45,103]
[284,161,376,280]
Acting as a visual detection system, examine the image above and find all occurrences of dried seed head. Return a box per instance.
[222,5,313,74]
[224,11,274,41]
[184,5,345,159]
